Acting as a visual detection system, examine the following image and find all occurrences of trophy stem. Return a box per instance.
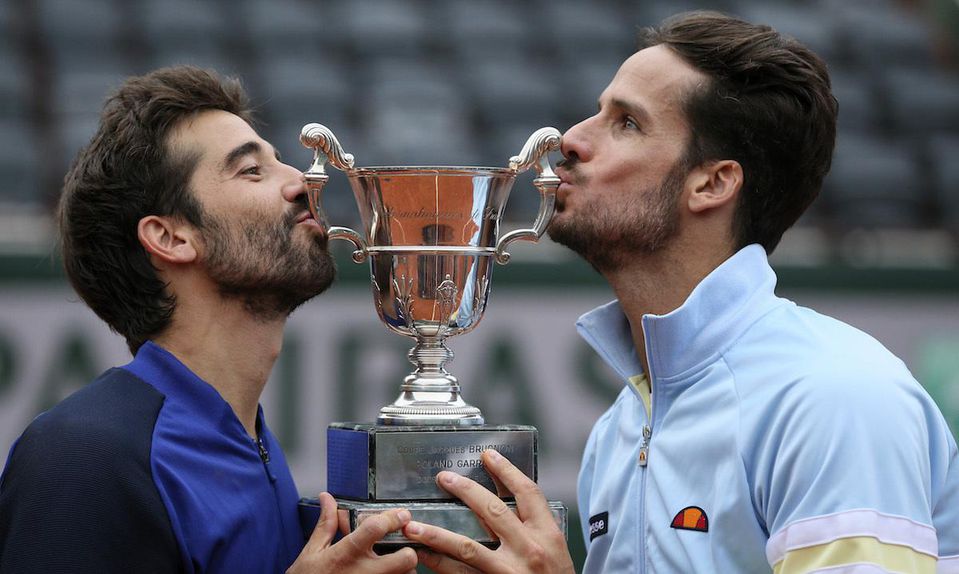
[376,337,484,426]
[407,337,455,384]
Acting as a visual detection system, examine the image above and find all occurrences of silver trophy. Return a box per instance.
[299,123,566,545]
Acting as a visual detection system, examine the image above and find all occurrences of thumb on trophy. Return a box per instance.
[305,492,340,549]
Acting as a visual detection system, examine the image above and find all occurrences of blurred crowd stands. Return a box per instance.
[0,0,957,267]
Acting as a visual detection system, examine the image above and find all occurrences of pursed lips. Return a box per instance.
[294,210,325,234]
[556,163,581,188]
[555,168,574,210]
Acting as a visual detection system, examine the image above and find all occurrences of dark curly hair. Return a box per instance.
[58,66,253,354]
[641,11,838,253]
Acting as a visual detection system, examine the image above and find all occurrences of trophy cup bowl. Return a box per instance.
[298,123,566,546]
[300,123,561,426]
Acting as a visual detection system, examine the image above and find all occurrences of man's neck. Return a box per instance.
[604,239,735,377]
[153,297,285,439]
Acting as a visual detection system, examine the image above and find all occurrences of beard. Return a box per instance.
[548,160,686,274]
[200,197,336,321]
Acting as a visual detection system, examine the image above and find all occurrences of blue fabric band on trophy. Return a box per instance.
[327,427,371,500]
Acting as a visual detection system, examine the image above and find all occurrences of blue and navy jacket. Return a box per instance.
[0,342,304,573]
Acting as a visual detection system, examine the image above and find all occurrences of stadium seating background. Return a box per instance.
[1,0,957,265]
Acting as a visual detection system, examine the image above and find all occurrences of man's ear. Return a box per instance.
[686,160,743,214]
[137,215,198,264]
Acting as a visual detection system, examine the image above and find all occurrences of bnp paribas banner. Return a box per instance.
[1,284,958,520]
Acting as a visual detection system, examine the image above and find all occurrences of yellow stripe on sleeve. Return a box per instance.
[772,536,937,574]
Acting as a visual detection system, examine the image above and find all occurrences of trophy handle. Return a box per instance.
[494,127,562,265]
[300,124,368,263]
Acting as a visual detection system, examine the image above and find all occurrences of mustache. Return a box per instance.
[556,156,577,170]
[284,195,311,228]
[556,156,583,184]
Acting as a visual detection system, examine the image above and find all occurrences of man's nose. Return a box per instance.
[281,165,308,203]
[561,117,594,164]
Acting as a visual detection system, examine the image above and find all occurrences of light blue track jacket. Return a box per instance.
[576,245,959,573]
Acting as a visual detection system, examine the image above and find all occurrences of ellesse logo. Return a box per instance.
[588,511,609,541]
[670,506,708,533]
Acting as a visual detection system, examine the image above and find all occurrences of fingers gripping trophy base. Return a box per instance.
[298,423,568,547]
[296,498,567,548]
[343,500,568,547]
[325,423,537,501]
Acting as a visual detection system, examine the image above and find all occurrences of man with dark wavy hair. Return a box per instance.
[401,11,959,573]
[0,67,417,574]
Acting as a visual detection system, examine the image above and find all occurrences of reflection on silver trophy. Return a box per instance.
[298,123,566,545]
[300,123,561,425]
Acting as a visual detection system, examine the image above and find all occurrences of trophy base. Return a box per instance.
[298,498,568,546]
[327,422,537,501]
[315,422,566,547]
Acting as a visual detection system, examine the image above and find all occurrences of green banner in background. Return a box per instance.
[919,338,959,437]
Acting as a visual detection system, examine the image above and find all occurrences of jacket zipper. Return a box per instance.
[638,425,651,466]
[256,435,271,464]
[638,423,651,574]
[638,335,656,574]
[255,432,291,556]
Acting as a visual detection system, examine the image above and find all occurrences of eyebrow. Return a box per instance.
[220,141,283,173]
[221,141,261,173]
[608,97,652,126]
